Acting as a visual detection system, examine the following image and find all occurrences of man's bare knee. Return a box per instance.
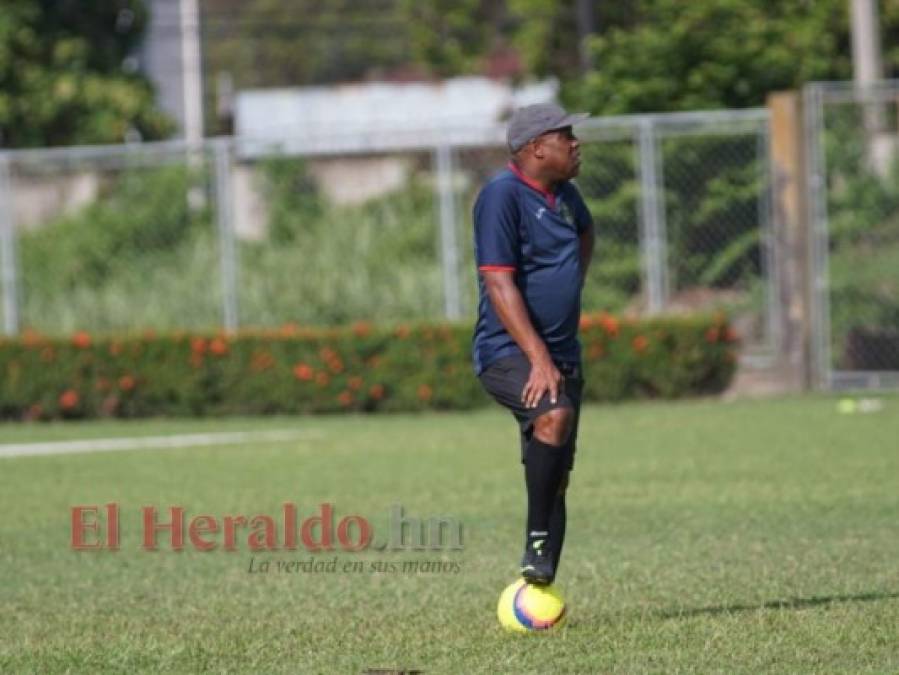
[533,407,574,446]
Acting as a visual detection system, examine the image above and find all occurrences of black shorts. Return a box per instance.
[478,353,584,470]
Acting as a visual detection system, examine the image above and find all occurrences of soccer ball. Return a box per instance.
[496,578,566,633]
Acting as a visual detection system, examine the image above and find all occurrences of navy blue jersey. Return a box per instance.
[471,164,593,375]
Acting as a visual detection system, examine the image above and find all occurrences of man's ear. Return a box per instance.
[531,138,545,160]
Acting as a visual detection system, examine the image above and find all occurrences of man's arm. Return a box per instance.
[578,221,595,287]
[481,270,563,408]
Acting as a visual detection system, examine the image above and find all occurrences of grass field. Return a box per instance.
[1,394,898,673]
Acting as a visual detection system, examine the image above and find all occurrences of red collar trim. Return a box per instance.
[507,162,556,208]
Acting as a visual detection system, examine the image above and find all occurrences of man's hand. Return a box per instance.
[522,353,563,408]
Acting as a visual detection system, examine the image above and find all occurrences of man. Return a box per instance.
[472,102,595,585]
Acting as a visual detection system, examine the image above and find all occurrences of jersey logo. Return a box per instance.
[535,207,546,220]
[559,199,575,226]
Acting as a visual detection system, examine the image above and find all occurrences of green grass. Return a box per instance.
[1,395,898,673]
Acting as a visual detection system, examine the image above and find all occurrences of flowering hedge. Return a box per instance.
[0,313,738,420]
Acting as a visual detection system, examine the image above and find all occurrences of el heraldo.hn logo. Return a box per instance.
[70,502,464,552]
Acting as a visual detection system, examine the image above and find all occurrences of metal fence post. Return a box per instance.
[213,140,239,331]
[757,118,782,366]
[0,155,19,336]
[435,143,462,320]
[636,117,669,314]
[803,84,832,390]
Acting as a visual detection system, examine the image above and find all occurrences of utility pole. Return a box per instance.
[850,0,884,86]
[180,0,204,148]
[849,0,889,174]
[575,0,595,73]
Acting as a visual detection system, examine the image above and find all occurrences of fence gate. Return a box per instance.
[805,81,899,390]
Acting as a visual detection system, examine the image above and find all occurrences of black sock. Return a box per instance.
[547,491,567,573]
[524,437,568,547]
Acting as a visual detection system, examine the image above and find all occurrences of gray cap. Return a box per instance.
[506,103,590,153]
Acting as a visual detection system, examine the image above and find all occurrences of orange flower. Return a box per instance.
[95,378,111,392]
[417,384,433,402]
[109,341,123,356]
[327,357,344,374]
[395,324,411,339]
[632,335,649,353]
[251,351,275,372]
[348,376,363,391]
[352,321,372,337]
[724,327,739,343]
[118,375,136,391]
[337,390,353,406]
[209,337,229,356]
[705,327,720,344]
[59,389,79,410]
[293,363,314,381]
[280,322,300,337]
[21,329,44,348]
[71,331,91,349]
[315,372,330,386]
[588,342,604,359]
[599,313,620,337]
[579,314,594,330]
[369,383,385,400]
[366,355,382,368]
[191,337,207,355]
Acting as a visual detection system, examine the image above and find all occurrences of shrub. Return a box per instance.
[0,313,737,420]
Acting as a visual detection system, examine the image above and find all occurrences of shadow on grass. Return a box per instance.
[658,591,899,620]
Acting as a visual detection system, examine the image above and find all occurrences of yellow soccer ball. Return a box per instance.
[497,578,567,633]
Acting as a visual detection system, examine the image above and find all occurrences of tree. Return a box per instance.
[562,0,853,113]
[0,0,172,148]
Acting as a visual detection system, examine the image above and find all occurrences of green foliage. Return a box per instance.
[574,132,767,317]
[575,140,641,312]
[19,165,209,288]
[201,0,417,132]
[256,157,323,244]
[240,160,444,326]
[0,0,172,147]
[16,165,217,333]
[569,0,852,115]
[820,105,899,367]
[16,159,444,333]
[507,0,636,79]
[0,313,737,420]
[199,0,899,131]
[399,0,508,77]
[661,135,764,290]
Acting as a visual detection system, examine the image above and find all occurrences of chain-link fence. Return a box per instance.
[0,144,222,335]
[805,81,899,389]
[0,109,778,363]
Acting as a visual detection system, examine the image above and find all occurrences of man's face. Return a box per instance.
[533,126,581,179]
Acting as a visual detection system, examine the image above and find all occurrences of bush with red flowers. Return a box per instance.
[0,314,737,419]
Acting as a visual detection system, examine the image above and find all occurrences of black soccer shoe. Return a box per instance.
[520,536,555,585]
